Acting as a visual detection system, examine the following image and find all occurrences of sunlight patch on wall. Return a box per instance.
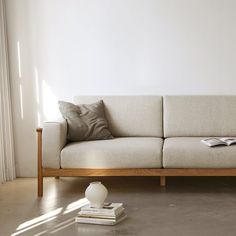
[37,111,41,127]
[19,84,23,120]
[17,41,21,78]
[34,67,40,104]
[42,80,60,121]
[34,67,42,126]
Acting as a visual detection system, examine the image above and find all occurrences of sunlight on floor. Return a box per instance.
[12,198,88,236]
[48,217,75,234]
[63,198,89,214]
[16,208,63,231]
[12,216,58,236]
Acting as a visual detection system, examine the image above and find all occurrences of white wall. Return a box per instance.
[5,0,236,176]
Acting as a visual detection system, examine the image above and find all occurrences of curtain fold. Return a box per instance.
[0,0,16,182]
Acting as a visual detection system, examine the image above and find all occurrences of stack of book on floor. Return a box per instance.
[75,203,126,225]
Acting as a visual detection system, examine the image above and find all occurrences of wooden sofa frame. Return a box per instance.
[37,128,236,197]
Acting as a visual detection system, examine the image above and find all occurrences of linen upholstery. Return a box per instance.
[42,119,67,168]
[163,137,236,168]
[58,100,113,141]
[60,137,163,168]
[74,96,163,137]
[164,96,236,137]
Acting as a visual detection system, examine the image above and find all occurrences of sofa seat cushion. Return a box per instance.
[60,137,163,169]
[163,137,236,168]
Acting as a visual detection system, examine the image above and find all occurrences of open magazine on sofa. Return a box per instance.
[201,137,236,147]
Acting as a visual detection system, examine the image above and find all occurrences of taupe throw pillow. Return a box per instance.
[59,100,113,141]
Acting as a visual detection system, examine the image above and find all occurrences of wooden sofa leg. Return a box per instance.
[37,128,43,197]
[38,173,43,197]
[160,176,166,187]
[55,176,60,179]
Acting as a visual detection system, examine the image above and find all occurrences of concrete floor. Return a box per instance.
[1,177,236,236]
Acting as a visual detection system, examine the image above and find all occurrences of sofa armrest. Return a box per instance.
[42,118,67,168]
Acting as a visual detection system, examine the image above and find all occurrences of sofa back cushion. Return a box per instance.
[164,95,236,137]
[74,96,163,137]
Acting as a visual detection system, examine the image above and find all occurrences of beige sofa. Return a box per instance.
[37,96,236,196]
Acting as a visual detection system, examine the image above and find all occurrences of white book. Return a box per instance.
[81,203,123,215]
[201,137,236,147]
[79,207,124,218]
[75,212,127,226]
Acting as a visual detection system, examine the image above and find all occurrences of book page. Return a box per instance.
[220,137,236,146]
[201,138,226,147]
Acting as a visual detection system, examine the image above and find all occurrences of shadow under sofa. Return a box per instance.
[36,95,236,197]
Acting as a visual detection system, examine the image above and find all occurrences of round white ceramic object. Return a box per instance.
[85,181,108,208]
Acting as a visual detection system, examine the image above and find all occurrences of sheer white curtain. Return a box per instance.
[0,0,15,182]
